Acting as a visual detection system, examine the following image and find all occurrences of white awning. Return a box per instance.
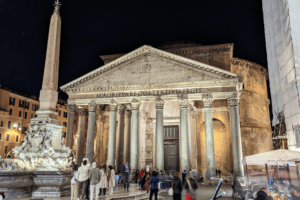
[244,149,300,165]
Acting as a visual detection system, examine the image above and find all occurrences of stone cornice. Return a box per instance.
[63,80,238,94]
[241,90,270,104]
[100,43,234,64]
[231,58,268,78]
[61,45,240,93]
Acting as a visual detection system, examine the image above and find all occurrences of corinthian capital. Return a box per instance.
[66,104,76,113]
[227,98,239,107]
[118,105,126,115]
[155,96,164,109]
[203,98,213,108]
[125,110,132,118]
[131,98,140,110]
[178,99,189,108]
[109,99,118,111]
[77,108,88,116]
[88,102,97,112]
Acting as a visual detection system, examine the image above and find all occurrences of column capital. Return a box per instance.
[77,108,88,116]
[227,98,239,106]
[188,101,195,113]
[155,96,164,109]
[118,105,126,115]
[88,102,97,112]
[131,98,140,110]
[203,98,213,108]
[109,99,118,111]
[178,99,189,108]
[66,104,76,113]
[125,110,132,118]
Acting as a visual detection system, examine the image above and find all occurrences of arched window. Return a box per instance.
[6,134,9,141]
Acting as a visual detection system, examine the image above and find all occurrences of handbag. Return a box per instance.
[168,187,174,196]
[185,193,192,200]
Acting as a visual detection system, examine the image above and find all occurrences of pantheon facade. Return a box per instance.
[61,42,273,176]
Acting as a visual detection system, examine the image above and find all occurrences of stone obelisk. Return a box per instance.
[12,1,71,171]
[35,1,62,124]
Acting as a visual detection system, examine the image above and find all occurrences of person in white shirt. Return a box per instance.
[77,158,91,200]
[71,165,78,200]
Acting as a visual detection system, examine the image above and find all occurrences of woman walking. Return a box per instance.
[108,165,116,195]
[149,171,160,200]
[98,164,107,195]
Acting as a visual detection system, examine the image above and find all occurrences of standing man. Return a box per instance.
[122,161,131,191]
[77,158,91,200]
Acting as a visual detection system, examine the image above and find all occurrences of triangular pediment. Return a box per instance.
[61,45,241,93]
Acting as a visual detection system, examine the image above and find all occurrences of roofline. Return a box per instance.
[61,45,240,91]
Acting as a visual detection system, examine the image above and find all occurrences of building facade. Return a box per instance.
[262,0,300,151]
[0,87,68,158]
[62,42,273,175]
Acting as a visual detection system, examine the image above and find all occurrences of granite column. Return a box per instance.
[203,98,215,176]
[130,98,140,172]
[107,99,118,167]
[116,105,125,172]
[179,98,190,172]
[76,108,88,166]
[228,98,244,177]
[124,109,132,164]
[155,97,164,171]
[86,102,97,163]
[66,104,76,149]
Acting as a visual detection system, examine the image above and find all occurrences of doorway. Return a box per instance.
[164,126,180,172]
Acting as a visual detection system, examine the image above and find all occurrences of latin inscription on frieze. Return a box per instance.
[95,87,236,98]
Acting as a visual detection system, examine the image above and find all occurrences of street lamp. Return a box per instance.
[13,123,18,129]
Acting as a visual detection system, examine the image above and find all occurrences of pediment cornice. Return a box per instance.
[65,79,238,94]
[61,45,241,93]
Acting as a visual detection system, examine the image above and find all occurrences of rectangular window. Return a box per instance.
[9,97,15,106]
[0,121,3,127]
[19,111,22,117]
[32,104,35,111]
[31,113,33,119]
[0,133,2,140]
[58,110,61,116]
[9,109,13,116]
[35,105,39,111]
[22,127,27,134]
[5,146,8,153]
[7,121,11,129]
[6,134,9,141]
[63,112,68,118]
[24,112,28,119]
[16,135,19,142]
[19,100,24,108]
[24,102,29,110]
[18,122,21,128]
[63,122,67,127]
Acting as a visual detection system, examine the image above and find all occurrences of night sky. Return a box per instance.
[0,0,268,101]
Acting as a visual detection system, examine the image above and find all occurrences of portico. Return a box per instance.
[61,45,245,176]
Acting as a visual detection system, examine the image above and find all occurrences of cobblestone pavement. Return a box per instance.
[159,182,233,200]
[6,182,233,200]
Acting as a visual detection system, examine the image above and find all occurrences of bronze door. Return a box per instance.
[164,126,179,172]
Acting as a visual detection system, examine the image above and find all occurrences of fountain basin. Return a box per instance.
[0,171,72,199]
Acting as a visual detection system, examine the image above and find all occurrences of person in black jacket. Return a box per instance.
[173,172,182,200]
[255,187,273,200]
